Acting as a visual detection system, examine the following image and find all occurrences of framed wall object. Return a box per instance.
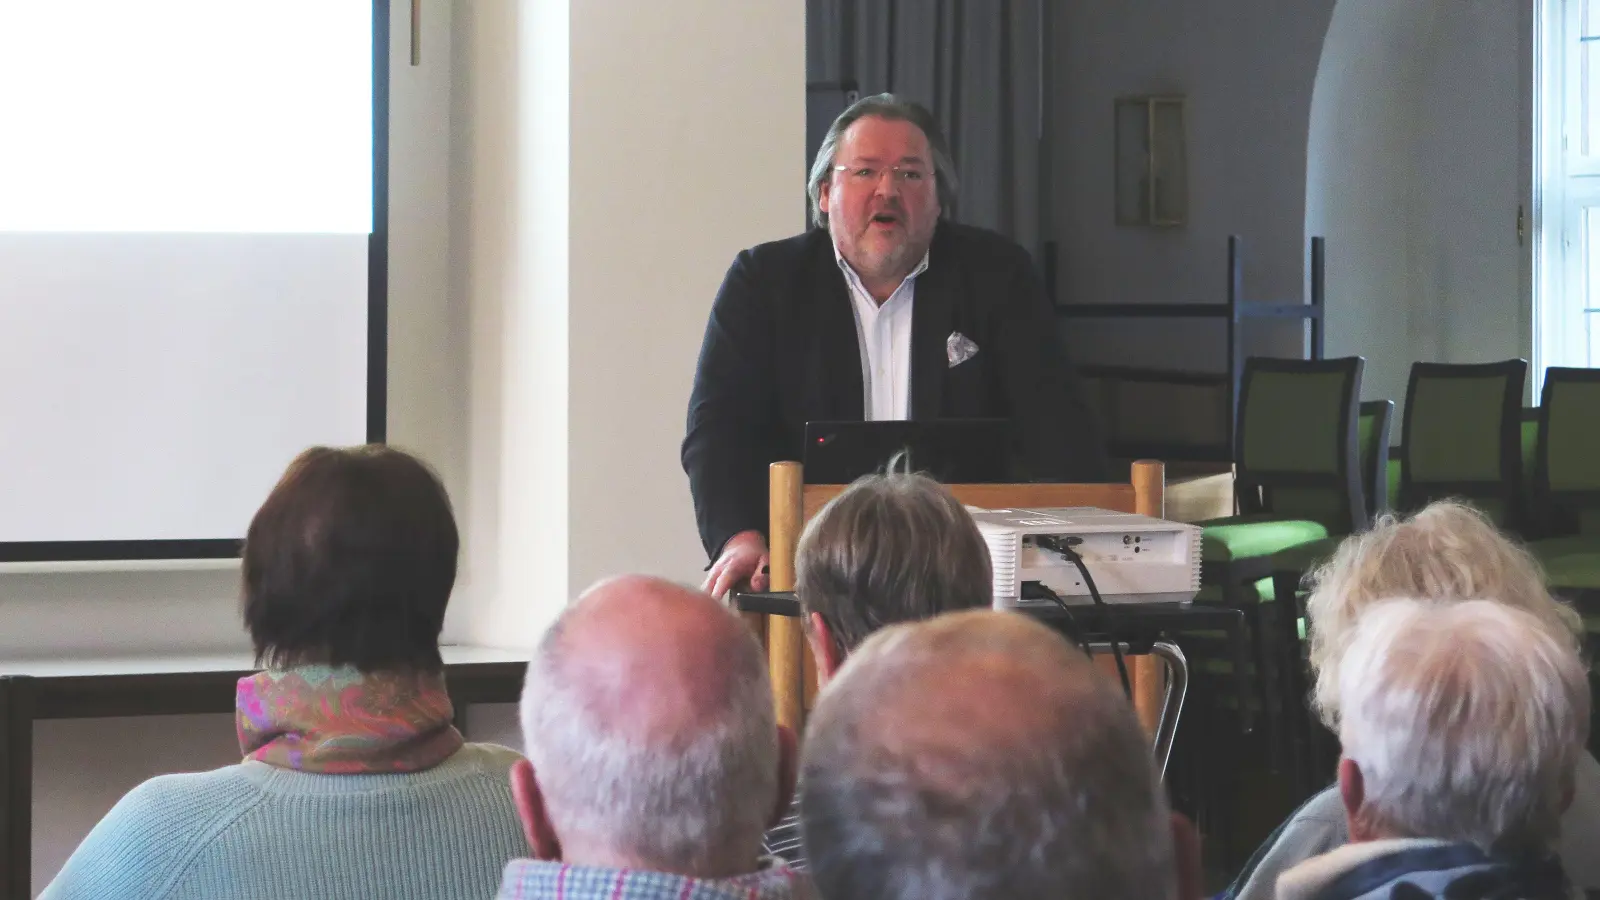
[1114,95,1187,227]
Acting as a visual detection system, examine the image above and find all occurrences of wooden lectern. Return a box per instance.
[752,459,1170,734]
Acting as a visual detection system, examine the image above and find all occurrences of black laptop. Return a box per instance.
[802,419,1013,484]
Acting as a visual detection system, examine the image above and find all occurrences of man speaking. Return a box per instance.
[683,94,1107,598]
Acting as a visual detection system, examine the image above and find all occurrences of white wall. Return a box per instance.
[566,1,804,595]
[1051,0,1528,412]
[18,0,805,891]
[1311,0,1528,410]
[451,0,804,647]
[1053,0,1337,371]
[1409,3,1529,385]
[1305,1,1435,414]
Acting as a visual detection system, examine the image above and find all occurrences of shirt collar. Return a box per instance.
[495,858,806,900]
[832,242,930,299]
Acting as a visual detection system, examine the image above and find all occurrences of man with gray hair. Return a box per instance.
[684,91,1106,599]
[1275,598,1590,900]
[800,609,1203,900]
[498,575,808,899]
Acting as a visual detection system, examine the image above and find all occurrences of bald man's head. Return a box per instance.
[801,610,1185,900]
[544,575,760,741]
[515,575,785,876]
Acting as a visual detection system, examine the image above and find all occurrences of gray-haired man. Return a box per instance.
[1276,598,1589,900]
[801,610,1203,900]
[684,92,1106,600]
[500,575,809,900]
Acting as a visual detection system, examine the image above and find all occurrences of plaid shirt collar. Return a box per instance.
[496,858,810,900]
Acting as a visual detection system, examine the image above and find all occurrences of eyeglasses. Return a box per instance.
[832,164,931,185]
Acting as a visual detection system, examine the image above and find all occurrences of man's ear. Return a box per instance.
[770,724,799,828]
[1170,812,1204,900]
[1338,757,1370,843]
[818,179,833,219]
[510,758,562,861]
[808,612,843,688]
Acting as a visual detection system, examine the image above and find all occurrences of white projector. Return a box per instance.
[970,507,1203,609]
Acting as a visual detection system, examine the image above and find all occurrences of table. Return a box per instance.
[733,591,1251,731]
[0,645,530,900]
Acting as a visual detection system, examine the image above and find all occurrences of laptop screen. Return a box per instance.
[802,419,1012,484]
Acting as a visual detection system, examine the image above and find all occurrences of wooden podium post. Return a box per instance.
[1130,459,1168,737]
[767,461,806,732]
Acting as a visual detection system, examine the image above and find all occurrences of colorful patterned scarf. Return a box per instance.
[236,665,465,774]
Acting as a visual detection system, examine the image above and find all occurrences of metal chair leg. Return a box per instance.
[1087,641,1188,781]
[1148,642,1189,780]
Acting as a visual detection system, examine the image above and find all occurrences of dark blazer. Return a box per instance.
[682,222,1108,559]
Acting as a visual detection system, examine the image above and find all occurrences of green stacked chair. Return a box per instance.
[1361,400,1396,515]
[1267,400,1395,616]
[1528,369,1600,550]
[1525,369,1600,667]
[1269,399,1392,797]
[1267,400,1394,586]
[1396,359,1528,528]
[1193,356,1366,775]
[1372,393,1525,528]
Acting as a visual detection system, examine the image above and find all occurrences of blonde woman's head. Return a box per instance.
[1306,499,1582,729]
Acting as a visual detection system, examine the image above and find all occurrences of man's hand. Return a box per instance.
[703,530,770,600]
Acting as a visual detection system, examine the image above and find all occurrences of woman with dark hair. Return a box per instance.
[42,445,527,900]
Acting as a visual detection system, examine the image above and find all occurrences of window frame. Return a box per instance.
[1536,0,1600,389]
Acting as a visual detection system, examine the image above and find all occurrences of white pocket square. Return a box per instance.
[947,332,979,368]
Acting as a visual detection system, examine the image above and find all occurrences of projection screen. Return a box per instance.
[0,0,387,560]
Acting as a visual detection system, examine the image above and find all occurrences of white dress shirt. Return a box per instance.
[835,248,930,421]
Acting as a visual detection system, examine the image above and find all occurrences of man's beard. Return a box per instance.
[854,228,924,280]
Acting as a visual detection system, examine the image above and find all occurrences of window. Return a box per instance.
[1535,0,1600,388]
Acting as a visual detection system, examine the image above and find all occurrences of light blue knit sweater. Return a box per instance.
[40,742,529,900]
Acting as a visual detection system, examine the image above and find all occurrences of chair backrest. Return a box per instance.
[1534,367,1600,535]
[1358,400,1394,518]
[761,459,1167,733]
[1079,365,1231,462]
[1234,356,1366,533]
[1399,359,1527,527]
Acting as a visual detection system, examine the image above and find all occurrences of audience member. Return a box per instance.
[801,610,1202,900]
[762,467,994,866]
[499,575,807,900]
[1225,500,1600,899]
[42,445,526,900]
[1276,598,1588,900]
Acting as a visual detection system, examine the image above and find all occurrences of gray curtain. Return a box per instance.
[807,0,1050,255]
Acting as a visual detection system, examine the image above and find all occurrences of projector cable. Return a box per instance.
[1022,580,1090,658]
[1036,535,1131,699]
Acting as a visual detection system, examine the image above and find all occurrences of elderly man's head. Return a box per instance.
[801,610,1201,900]
[1305,499,1582,729]
[1335,598,1590,853]
[796,468,993,684]
[511,575,794,877]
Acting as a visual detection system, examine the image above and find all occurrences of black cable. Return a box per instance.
[1021,580,1090,658]
[1036,536,1132,699]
